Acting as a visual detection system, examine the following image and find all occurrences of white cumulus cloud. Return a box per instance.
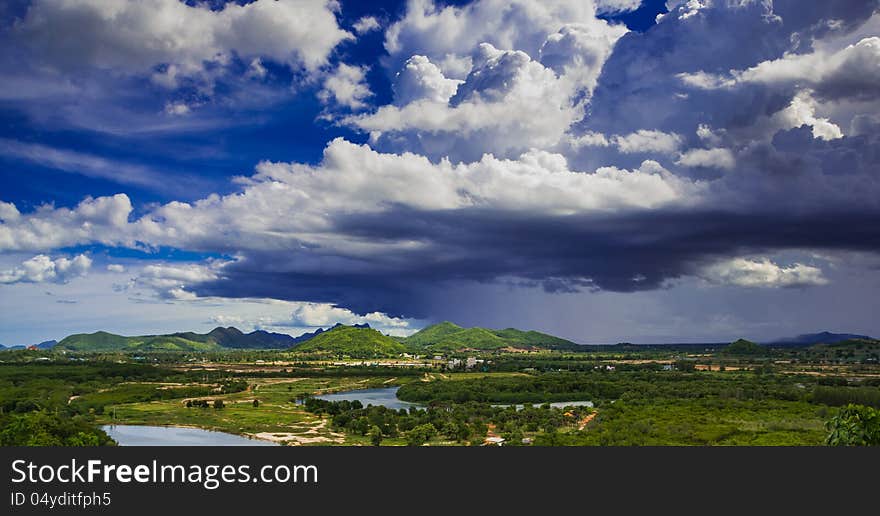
[0,254,92,285]
[676,147,736,170]
[14,0,352,76]
[700,257,829,288]
[318,64,374,110]
[613,130,684,155]
[353,16,382,35]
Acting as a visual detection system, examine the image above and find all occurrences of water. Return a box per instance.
[314,387,592,411]
[102,425,278,446]
[315,387,422,410]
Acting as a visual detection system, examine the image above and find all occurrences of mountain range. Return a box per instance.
[3,326,873,355]
[5,321,578,355]
[53,327,304,352]
[38,322,377,353]
[0,340,57,351]
[770,331,875,346]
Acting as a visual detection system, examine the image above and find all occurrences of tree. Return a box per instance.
[369,425,383,446]
[406,423,437,446]
[455,422,472,442]
[825,404,880,446]
[213,399,225,409]
[252,399,260,408]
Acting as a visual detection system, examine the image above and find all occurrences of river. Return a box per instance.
[315,387,592,411]
[315,387,422,410]
[101,425,278,446]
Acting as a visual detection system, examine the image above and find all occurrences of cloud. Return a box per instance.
[348,43,595,160]
[0,0,352,134]
[134,261,227,300]
[612,130,683,155]
[384,0,625,77]
[4,116,880,316]
[392,55,463,105]
[2,0,880,332]
[538,22,627,93]
[0,194,133,252]
[353,16,382,35]
[362,0,628,160]
[318,64,374,110]
[700,257,829,288]
[771,92,844,141]
[682,36,880,103]
[0,137,709,314]
[13,0,351,75]
[106,264,126,273]
[583,1,879,140]
[163,102,191,116]
[595,1,644,14]
[0,254,91,284]
[288,303,413,331]
[676,147,735,170]
[0,202,21,222]
[0,138,210,193]
[99,258,420,334]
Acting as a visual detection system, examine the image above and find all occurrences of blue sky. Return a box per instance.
[1,0,879,345]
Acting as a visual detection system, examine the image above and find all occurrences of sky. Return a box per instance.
[1,0,879,345]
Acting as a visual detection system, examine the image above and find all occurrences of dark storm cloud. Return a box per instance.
[195,205,880,318]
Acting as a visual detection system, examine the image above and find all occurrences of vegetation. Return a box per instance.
[294,326,407,357]
[724,339,768,356]
[404,322,578,352]
[56,331,222,352]
[2,322,879,447]
[398,370,812,404]
[0,411,115,446]
[302,397,593,446]
[533,398,825,446]
[824,404,880,446]
[55,326,302,352]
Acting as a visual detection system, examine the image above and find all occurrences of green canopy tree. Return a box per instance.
[825,404,880,446]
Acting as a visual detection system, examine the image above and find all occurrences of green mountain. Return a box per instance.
[403,321,465,347]
[404,323,579,352]
[293,325,406,357]
[56,331,221,352]
[52,322,578,355]
[55,327,303,352]
[724,338,767,356]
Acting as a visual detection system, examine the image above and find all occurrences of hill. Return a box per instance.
[404,321,465,347]
[772,331,874,346]
[0,340,58,351]
[35,340,58,350]
[404,323,579,352]
[293,325,406,357]
[56,331,222,352]
[724,338,768,356]
[55,326,309,352]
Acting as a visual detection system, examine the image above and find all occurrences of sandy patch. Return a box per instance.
[578,412,597,431]
[250,419,344,445]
